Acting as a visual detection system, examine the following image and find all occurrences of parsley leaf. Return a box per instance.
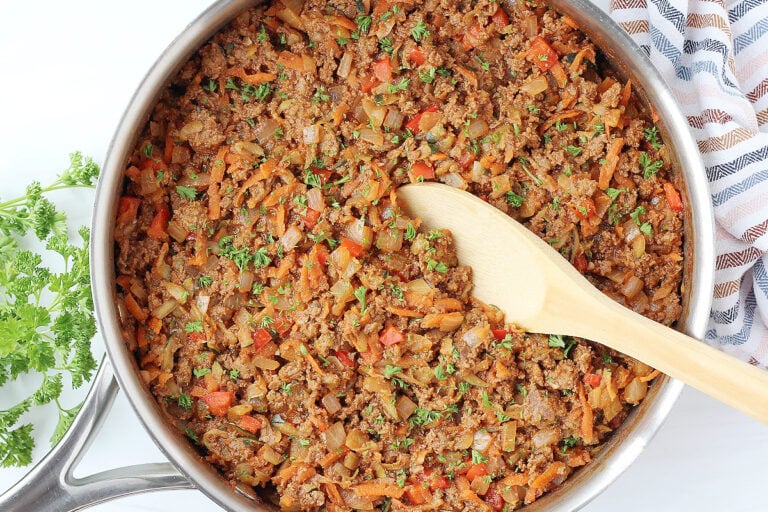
[411,20,430,42]
[0,153,99,466]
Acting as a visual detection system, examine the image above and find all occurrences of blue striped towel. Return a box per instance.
[610,0,768,366]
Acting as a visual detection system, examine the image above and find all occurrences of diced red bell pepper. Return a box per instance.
[141,157,167,173]
[379,325,405,346]
[411,161,435,181]
[491,7,510,30]
[663,182,683,212]
[116,196,141,225]
[404,484,430,506]
[462,23,485,50]
[492,329,510,340]
[302,208,321,229]
[405,105,439,134]
[574,253,588,273]
[271,318,293,337]
[238,415,262,434]
[202,391,234,417]
[587,373,602,387]
[359,73,377,93]
[457,152,476,171]
[431,475,450,490]
[252,328,273,350]
[335,350,356,368]
[466,462,489,482]
[530,36,560,72]
[147,206,170,240]
[373,56,393,83]
[484,484,505,511]
[407,46,427,66]
[574,198,596,220]
[341,237,364,258]
[188,332,207,344]
[314,168,333,184]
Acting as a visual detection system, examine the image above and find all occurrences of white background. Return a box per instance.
[1,1,767,511]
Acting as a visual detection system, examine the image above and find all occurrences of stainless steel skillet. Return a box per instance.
[0,0,714,510]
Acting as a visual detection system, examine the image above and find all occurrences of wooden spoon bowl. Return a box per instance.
[399,182,768,424]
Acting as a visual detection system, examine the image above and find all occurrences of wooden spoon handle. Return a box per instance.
[560,293,768,424]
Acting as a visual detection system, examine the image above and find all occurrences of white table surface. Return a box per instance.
[1,1,766,511]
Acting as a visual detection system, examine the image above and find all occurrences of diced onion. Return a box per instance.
[362,99,387,128]
[441,172,468,189]
[419,111,442,133]
[178,120,204,140]
[196,294,210,315]
[260,444,283,465]
[624,377,648,405]
[502,421,517,452]
[521,75,549,96]
[395,395,417,420]
[471,473,491,495]
[325,421,346,451]
[345,429,368,451]
[341,490,374,511]
[303,124,320,144]
[383,109,404,131]
[255,119,280,144]
[338,52,353,78]
[467,119,490,139]
[161,336,181,372]
[238,271,254,292]
[462,326,489,348]
[307,187,324,211]
[344,218,371,247]
[253,356,280,370]
[472,429,492,451]
[375,229,403,253]
[231,141,265,158]
[456,432,474,450]
[620,274,644,299]
[532,428,559,448]
[323,392,342,414]
[280,225,303,252]
[358,128,384,146]
[152,299,178,320]
[140,168,159,196]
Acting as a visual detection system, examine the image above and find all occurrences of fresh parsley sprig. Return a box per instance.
[0,152,99,467]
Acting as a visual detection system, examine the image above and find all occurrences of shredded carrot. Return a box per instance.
[640,369,661,382]
[274,462,301,485]
[327,14,357,30]
[157,372,174,387]
[305,352,327,376]
[455,65,478,89]
[562,14,579,29]
[578,384,596,444]
[208,146,229,220]
[147,316,163,334]
[434,297,464,312]
[568,47,595,74]
[501,472,528,487]
[353,481,406,499]
[550,62,568,87]
[319,448,347,468]
[309,414,328,432]
[619,80,632,108]
[136,325,150,349]
[598,137,624,190]
[530,462,567,491]
[263,182,298,208]
[324,483,343,505]
[124,294,147,323]
[227,66,277,84]
[234,158,276,207]
[189,234,209,267]
[163,135,174,164]
[543,109,583,131]
[115,275,132,289]
[331,103,349,127]
[386,306,422,318]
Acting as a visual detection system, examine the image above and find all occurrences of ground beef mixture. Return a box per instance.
[114,0,685,510]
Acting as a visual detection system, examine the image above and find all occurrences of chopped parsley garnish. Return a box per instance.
[548,334,577,358]
[387,78,410,94]
[560,436,580,454]
[404,222,417,241]
[357,15,372,34]
[197,275,213,288]
[193,367,210,378]
[178,393,193,409]
[639,152,663,179]
[471,449,488,464]
[384,365,402,379]
[419,67,436,83]
[426,258,448,273]
[411,20,430,42]
[176,185,197,200]
[566,145,583,157]
[379,37,394,54]
[354,286,368,314]
[644,126,663,150]
[312,85,330,104]
[630,205,646,225]
[185,320,203,333]
[505,190,525,207]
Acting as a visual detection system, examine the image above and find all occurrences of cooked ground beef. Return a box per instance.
[114,0,683,510]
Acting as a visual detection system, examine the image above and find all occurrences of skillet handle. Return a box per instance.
[0,358,194,512]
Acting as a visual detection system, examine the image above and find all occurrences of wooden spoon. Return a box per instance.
[399,182,768,424]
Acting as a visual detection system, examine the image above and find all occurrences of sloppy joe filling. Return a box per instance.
[115,0,683,509]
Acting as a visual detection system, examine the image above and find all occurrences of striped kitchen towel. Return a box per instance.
[609,0,768,367]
